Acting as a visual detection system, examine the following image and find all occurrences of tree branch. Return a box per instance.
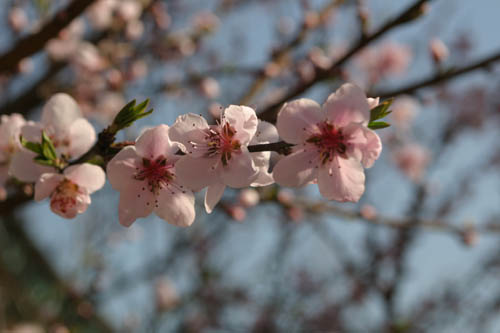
[0,0,97,73]
[374,50,500,99]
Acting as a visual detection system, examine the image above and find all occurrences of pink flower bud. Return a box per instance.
[193,11,220,33]
[287,206,304,222]
[391,96,419,129]
[360,204,377,220]
[461,224,478,247]
[208,102,223,119]
[126,20,144,41]
[155,278,180,311]
[227,205,246,222]
[8,7,28,33]
[199,77,220,99]
[277,189,294,205]
[429,38,449,64]
[239,188,260,208]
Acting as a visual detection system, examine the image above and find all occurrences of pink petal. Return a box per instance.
[0,113,25,144]
[343,124,382,168]
[318,156,365,202]
[68,118,96,159]
[169,113,210,156]
[367,97,379,109]
[323,83,370,127]
[223,105,258,145]
[9,150,54,182]
[272,149,318,187]
[21,123,43,142]
[276,98,324,144]
[155,187,195,227]
[34,173,64,201]
[118,180,155,227]
[204,182,226,213]
[250,120,279,145]
[64,163,105,194]
[174,156,218,191]
[42,93,82,138]
[106,146,141,192]
[218,148,258,188]
[135,125,180,160]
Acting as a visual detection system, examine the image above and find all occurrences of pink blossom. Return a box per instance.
[34,163,105,219]
[117,0,142,21]
[88,0,118,30]
[0,114,26,195]
[169,106,259,213]
[9,93,96,182]
[393,143,430,182]
[358,42,412,83]
[107,125,195,227]
[155,278,179,311]
[273,83,382,202]
[391,96,419,129]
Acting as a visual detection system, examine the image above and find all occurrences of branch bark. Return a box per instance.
[0,0,97,73]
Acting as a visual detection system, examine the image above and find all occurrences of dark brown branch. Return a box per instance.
[0,0,97,73]
[257,0,431,123]
[374,50,500,99]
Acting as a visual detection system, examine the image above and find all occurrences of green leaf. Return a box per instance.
[111,99,154,134]
[368,121,391,130]
[41,131,57,161]
[34,156,55,167]
[370,98,393,123]
[20,136,43,155]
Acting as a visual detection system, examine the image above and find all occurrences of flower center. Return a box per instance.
[205,123,241,165]
[50,179,80,214]
[134,155,175,195]
[306,122,347,164]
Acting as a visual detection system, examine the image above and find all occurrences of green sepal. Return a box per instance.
[20,136,43,155]
[368,121,391,130]
[369,98,393,123]
[41,131,57,161]
[111,99,154,134]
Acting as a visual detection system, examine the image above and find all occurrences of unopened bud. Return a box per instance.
[360,204,377,220]
[239,188,260,208]
[461,224,478,247]
[227,205,246,222]
[155,278,179,312]
[429,38,449,64]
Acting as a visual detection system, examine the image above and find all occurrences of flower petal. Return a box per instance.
[34,173,64,201]
[20,123,43,142]
[272,149,318,187]
[250,120,279,145]
[9,150,54,182]
[324,83,370,126]
[317,156,365,202]
[343,124,382,168]
[218,148,257,188]
[68,118,96,159]
[118,180,155,227]
[223,105,258,145]
[64,163,106,193]
[169,113,210,156]
[135,125,180,160]
[204,182,226,213]
[174,156,218,191]
[42,93,82,138]
[155,187,195,227]
[276,98,324,144]
[107,146,141,191]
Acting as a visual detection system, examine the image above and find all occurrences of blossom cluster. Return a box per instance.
[1,83,385,227]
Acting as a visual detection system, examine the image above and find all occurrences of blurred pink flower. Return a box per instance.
[0,114,26,197]
[273,83,382,202]
[169,106,259,213]
[8,7,28,33]
[107,125,195,227]
[358,42,412,83]
[9,93,96,182]
[391,96,419,130]
[239,188,260,208]
[155,278,179,311]
[35,163,105,218]
[88,0,118,30]
[393,143,430,182]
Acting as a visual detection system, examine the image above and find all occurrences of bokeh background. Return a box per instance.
[1,0,500,332]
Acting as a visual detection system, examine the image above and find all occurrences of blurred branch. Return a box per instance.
[0,0,97,73]
[374,50,500,98]
[258,0,432,123]
[238,0,345,105]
